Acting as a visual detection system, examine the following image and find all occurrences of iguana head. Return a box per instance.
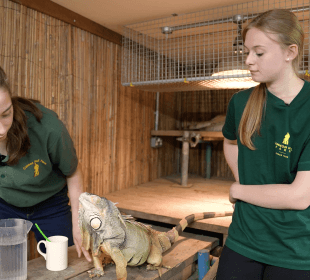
[78,192,126,255]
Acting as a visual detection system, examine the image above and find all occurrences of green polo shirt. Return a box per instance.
[0,103,78,207]
[222,79,310,270]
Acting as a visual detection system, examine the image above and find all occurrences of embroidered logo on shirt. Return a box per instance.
[275,133,292,159]
[34,162,40,177]
[282,133,290,145]
[23,159,47,177]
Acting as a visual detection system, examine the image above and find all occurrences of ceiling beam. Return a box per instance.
[10,0,122,46]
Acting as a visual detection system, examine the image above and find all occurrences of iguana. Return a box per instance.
[78,192,233,280]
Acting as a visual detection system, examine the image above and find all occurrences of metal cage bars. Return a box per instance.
[122,0,310,91]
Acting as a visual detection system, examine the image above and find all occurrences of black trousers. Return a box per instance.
[0,186,74,254]
[216,245,310,280]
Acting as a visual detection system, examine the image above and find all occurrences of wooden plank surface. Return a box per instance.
[202,137,224,141]
[151,130,223,138]
[27,225,218,280]
[27,245,93,280]
[106,176,233,235]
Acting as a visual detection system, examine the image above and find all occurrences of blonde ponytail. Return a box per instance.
[238,83,266,150]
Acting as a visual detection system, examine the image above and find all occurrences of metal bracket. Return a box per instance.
[189,133,201,148]
[176,133,201,148]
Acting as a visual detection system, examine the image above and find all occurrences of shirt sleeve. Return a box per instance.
[222,94,237,140]
[297,136,310,171]
[47,119,78,176]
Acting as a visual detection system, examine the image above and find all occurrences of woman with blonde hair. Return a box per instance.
[217,9,310,279]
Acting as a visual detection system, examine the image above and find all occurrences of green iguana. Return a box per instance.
[78,192,233,280]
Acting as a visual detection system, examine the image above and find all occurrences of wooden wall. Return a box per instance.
[176,89,236,180]
[0,0,179,195]
[0,0,179,260]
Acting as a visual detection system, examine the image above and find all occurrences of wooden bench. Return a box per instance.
[27,225,219,280]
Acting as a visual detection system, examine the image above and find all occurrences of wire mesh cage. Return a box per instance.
[121,0,310,92]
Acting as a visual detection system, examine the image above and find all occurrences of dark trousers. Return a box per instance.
[217,245,310,280]
[0,186,74,253]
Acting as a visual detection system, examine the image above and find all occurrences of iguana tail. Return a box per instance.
[166,211,233,244]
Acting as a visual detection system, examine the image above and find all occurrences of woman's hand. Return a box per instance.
[72,222,92,262]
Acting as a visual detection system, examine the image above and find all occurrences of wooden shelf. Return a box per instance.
[151,130,224,140]
[105,176,233,235]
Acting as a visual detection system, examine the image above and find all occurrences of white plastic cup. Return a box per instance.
[37,236,68,271]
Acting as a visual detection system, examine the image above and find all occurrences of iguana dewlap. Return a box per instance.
[78,192,233,280]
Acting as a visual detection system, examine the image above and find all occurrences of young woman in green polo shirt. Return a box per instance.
[0,67,91,262]
[217,9,310,279]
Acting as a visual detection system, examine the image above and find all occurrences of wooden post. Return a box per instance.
[205,141,212,179]
[198,249,210,280]
[181,131,190,186]
[202,258,219,280]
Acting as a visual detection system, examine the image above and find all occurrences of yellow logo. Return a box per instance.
[275,132,292,159]
[282,133,290,145]
[34,162,40,177]
[23,159,47,177]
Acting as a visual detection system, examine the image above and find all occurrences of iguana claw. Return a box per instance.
[87,269,105,278]
[146,264,171,270]
[146,264,171,277]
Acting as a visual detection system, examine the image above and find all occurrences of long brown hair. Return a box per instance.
[0,67,43,165]
[239,9,304,150]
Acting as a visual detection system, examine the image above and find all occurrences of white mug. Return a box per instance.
[37,235,68,271]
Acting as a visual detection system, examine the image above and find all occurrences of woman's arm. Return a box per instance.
[223,137,239,182]
[67,163,92,262]
[230,171,310,210]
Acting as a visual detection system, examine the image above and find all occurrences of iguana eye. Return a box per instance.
[90,217,102,230]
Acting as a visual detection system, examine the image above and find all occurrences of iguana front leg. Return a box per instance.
[87,249,113,278]
[87,255,105,278]
[101,243,127,280]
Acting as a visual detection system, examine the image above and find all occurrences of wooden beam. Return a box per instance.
[10,0,122,46]
[181,131,190,187]
[151,130,224,138]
